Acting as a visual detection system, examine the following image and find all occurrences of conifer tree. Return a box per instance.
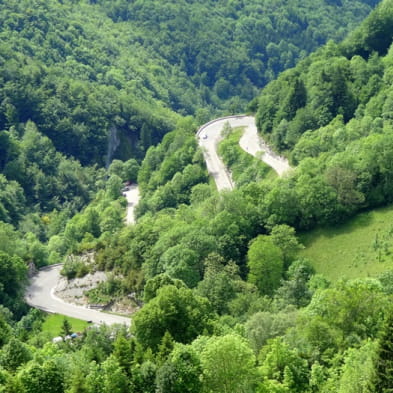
[113,335,135,376]
[156,331,175,365]
[374,307,393,393]
[60,317,72,337]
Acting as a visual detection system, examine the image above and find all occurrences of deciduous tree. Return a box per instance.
[247,236,284,295]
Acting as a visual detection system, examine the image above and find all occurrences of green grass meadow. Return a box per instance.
[41,314,89,337]
[299,205,393,281]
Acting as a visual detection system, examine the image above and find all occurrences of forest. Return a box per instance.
[2,0,393,392]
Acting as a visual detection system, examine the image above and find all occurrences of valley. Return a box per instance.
[1,1,393,392]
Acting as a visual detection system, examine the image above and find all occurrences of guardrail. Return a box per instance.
[196,114,248,136]
[196,115,252,191]
[39,263,63,271]
[88,304,105,310]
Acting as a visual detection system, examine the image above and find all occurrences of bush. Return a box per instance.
[60,257,90,279]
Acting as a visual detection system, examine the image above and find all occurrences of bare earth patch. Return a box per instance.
[54,271,107,306]
[54,271,138,315]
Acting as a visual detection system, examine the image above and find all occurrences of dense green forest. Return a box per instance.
[4,0,393,392]
[252,0,393,228]
[0,0,377,228]
[0,0,378,166]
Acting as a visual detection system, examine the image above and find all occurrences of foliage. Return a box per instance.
[0,311,12,348]
[156,344,202,393]
[258,338,309,393]
[245,310,298,354]
[86,275,124,305]
[108,159,140,183]
[0,122,99,228]
[133,285,215,350]
[374,307,393,393]
[273,259,315,308]
[96,0,376,112]
[14,309,45,342]
[0,222,27,259]
[218,127,274,186]
[196,254,241,315]
[0,0,178,166]
[270,225,305,267]
[2,2,393,392]
[337,340,377,393]
[0,338,32,372]
[136,123,208,216]
[60,257,90,280]
[306,278,387,343]
[247,2,393,238]
[19,360,64,393]
[60,318,72,338]
[247,235,284,295]
[0,251,27,316]
[143,274,186,303]
[197,334,257,393]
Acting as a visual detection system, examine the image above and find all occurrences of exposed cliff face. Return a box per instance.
[105,125,120,169]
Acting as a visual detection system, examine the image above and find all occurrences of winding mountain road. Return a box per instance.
[26,115,288,323]
[25,186,140,325]
[25,265,131,326]
[198,115,291,191]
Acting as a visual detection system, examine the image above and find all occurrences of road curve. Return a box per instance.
[27,117,286,322]
[25,265,131,326]
[26,185,139,324]
[198,115,291,191]
[197,117,235,191]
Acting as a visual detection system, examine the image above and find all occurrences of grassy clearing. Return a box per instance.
[42,314,89,337]
[299,205,393,281]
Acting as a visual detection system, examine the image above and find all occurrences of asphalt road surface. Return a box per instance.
[25,265,131,326]
[238,116,291,176]
[123,184,140,224]
[26,185,140,324]
[198,115,291,191]
[26,116,287,323]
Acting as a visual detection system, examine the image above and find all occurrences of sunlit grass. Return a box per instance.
[299,205,393,281]
[41,314,89,337]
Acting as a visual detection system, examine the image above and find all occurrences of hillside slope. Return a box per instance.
[251,0,393,229]
[2,2,393,392]
[0,0,379,168]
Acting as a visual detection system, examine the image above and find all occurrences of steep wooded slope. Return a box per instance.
[0,0,379,168]
[2,2,393,393]
[249,0,393,227]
